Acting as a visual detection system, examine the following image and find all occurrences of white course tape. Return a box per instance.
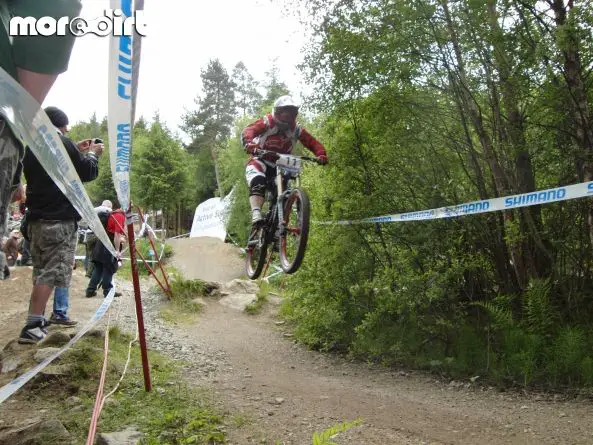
[108,0,139,213]
[0,69,115,256]
[0,288,116,405]
[324,181,593,225]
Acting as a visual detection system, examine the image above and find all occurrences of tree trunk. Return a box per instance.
[211,145,224,198]
[487,0,552,279]
[551,0,593,248]
[441,0,525,290]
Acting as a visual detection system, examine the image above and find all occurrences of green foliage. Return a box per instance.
[143,410,225,444]
[164,272,220,316]
[524,279,557,338]
[245,281,268,314]
[134,238,171,276]
[133,117,189,212]
[275,0,593,391]
[68,115,117,205]
[232,61,262,116]
[311,419,362,445]
[182,58,236,146]
[169,272,209,300]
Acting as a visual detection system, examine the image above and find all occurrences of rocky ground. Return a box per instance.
[1,237,593,444]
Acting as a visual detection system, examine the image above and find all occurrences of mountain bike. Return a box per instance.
[245,149,323,279]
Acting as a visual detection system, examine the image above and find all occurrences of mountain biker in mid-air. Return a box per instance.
[241,95,329,227]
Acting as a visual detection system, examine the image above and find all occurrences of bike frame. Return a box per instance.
[246,150,319,279]
[259,167,291,245]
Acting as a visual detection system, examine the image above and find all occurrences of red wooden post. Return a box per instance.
[126,209,152,392]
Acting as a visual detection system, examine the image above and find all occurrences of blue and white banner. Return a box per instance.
[324,182,593,225]
[0,69,115,256]
[0,289,116,405]
[108,0,136,212]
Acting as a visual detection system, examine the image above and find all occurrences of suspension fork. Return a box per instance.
[276,171,286,236]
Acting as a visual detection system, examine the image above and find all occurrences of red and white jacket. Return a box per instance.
[241,113,327,160]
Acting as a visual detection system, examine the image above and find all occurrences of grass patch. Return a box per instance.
[27,327,226,444]
[156,272,220,322]
[117,240,173,281]
[312,419,362,445]
[245,281,269,315]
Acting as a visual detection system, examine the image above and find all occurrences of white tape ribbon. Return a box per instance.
[322,181,593,225]
[0,288,116,404]
[0,69,115,256]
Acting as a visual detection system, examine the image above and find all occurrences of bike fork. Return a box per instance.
[276,172,286,237]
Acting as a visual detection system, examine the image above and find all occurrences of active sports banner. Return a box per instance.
[108,0,137,213]
[190,188,235,241]
[325,181,593,225]
[0,69,115,256]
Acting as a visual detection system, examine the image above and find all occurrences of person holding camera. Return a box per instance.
[18,106,103,343]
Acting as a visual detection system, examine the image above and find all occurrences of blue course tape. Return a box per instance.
[320,181,593,225]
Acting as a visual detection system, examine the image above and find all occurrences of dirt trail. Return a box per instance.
[1,239,592,444]
[0,265,105,345]
[167,237,245,282]
[167,238,593,444]
[188,299,593,444]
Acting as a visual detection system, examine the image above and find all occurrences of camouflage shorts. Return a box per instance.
[0,119,23,277]
[29,219,77,288]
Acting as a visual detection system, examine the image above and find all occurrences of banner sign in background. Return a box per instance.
[190,189,235,241]
[0,69,115,256]
[108,0,134,213]
[325,181,593,225]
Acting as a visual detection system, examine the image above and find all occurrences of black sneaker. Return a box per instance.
[105,291,122,298]
[85,291,97,298]
[49,313,78,327]
[18,319,49,344]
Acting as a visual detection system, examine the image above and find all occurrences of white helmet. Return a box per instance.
[273,96,299,130]
[273,95,299,110]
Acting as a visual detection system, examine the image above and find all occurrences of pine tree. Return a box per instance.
[262,60,290,108]
[182,59,236,196]
[232,61,262,116]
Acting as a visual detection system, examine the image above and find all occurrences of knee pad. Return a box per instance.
[249,175,266,197]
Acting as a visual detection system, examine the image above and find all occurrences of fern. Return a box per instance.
[550,326,586,384]
[312,419,362,445]
[524,279,556,337]
[471,300,513,330]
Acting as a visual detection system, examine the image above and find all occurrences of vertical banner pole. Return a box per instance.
[126,209,152,392]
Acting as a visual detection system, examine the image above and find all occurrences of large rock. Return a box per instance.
[96,427,143,445]
[30,364,73,385]
[0,355,21,374]
[38,331,70,347]
[33,347,61,363]
[0,419,71,445]
[219,293,257,311]
[221,279,259,295]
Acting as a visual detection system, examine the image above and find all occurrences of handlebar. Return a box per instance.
[253,149,324,165]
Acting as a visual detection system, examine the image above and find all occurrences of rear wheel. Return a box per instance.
[245,224,268,279]
[279,188,310,274]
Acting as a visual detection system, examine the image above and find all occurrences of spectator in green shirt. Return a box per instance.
[0,0,82,281]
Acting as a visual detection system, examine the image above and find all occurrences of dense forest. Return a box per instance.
[76,0,593,388]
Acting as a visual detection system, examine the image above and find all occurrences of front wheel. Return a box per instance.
[279,188,310,274]
[245,224,268,279]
